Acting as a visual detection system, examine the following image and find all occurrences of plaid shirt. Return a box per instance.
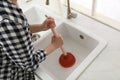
[0,0,46,80]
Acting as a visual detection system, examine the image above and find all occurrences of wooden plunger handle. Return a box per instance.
[45,15,67,55]
[51,28,67,55]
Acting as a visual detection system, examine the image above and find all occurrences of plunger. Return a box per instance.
[51,27,76,68]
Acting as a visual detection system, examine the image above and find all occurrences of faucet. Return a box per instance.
[67,0,77,19]
[45,0,77,19]
[25,0,32,3]
[46,0,49,5]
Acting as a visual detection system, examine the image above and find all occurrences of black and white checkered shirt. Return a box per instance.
[0,0,46,80]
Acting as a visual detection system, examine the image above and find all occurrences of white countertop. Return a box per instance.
[72,13,120,80]
[18,0,120,80]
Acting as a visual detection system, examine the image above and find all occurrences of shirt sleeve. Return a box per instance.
[31,49,47,70]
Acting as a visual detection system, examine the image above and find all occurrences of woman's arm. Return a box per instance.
[30,17,55,33]
[45,34,63,55]
[29,24,43,33]
[31,34,63,70]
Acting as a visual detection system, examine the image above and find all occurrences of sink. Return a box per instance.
[33,22,107,80]
[24,6,107,80]
[23,5,45,24]
[23,5,59,24]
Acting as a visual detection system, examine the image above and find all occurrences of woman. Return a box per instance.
[0,0,63,80]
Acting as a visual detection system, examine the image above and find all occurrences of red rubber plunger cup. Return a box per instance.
[59,52,76,68]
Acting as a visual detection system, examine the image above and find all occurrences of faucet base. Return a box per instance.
[67,12,77,19]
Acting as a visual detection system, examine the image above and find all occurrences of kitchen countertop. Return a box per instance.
[18,0,120,80]
[71,13,120,80]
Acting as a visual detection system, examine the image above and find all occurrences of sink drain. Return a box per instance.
[79,35,84,39]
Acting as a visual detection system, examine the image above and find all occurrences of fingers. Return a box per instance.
[46,17,56,28]
[52,34,64,44]
[47,16,54,19]
[52,34,62,39]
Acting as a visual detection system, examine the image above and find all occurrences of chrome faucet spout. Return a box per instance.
[67,0,77,19]
[46,0,49,5]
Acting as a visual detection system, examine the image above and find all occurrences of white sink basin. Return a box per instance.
[33,22,107,80]
[24,6,107,80]
[24,5,59,24]
[24,6,45,24]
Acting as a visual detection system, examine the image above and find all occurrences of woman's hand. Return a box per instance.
[51,34,63,49]
[45,34,64,55]
[11,0,19,7]
[41,17,56,31]
[30,17,55,33]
